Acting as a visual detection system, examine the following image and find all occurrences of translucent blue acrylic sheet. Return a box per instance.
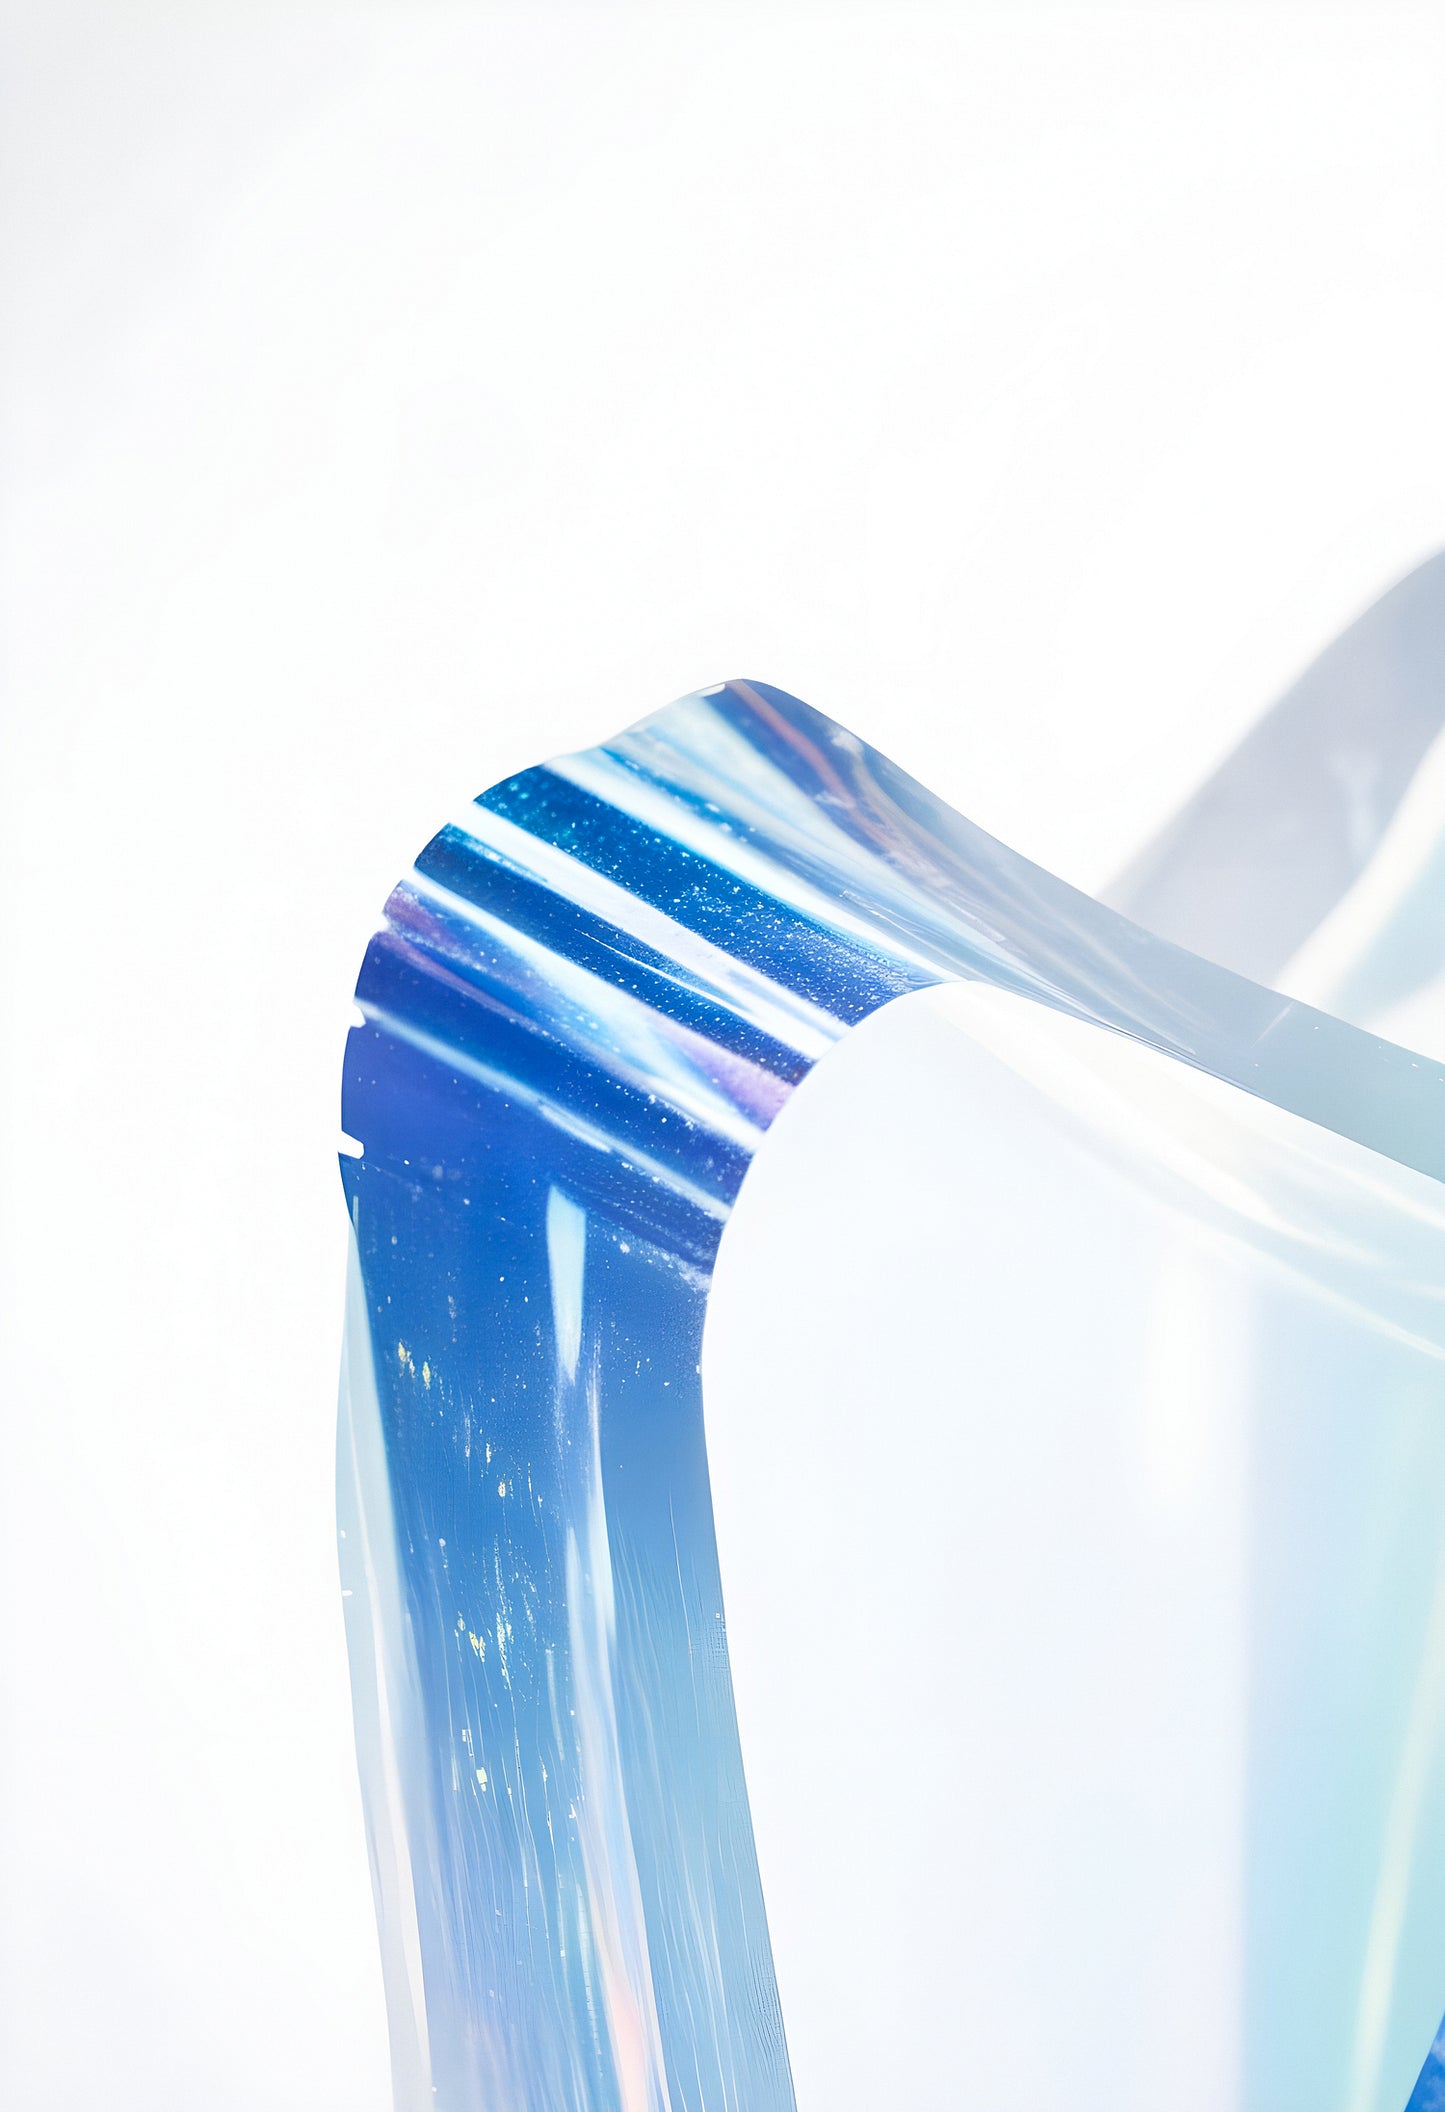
[339,673,1445,2112]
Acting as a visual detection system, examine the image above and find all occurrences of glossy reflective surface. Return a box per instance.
[340,678,1445,2111]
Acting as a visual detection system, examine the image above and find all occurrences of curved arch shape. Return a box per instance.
[338,680,1445,2112]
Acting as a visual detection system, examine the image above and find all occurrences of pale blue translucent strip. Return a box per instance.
[703,980,1445,2110]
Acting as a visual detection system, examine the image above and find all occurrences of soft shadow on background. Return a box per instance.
[2,4,1445,2106]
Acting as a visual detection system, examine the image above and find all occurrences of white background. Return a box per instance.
[2,4,1444,2105]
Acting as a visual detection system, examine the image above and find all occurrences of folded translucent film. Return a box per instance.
[339,654,1445,2111]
